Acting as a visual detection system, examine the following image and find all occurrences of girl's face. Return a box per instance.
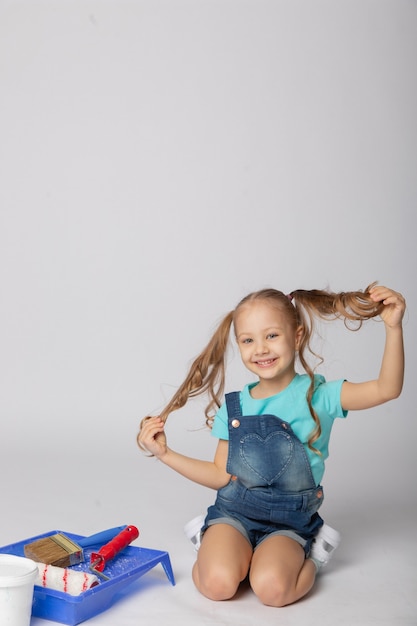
[234,300,302,396]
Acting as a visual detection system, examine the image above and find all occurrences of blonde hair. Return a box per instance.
[138,283,383,453]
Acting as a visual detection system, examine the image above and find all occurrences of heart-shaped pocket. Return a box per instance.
[240,431,294,485]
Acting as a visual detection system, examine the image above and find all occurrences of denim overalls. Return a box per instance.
[204,392,324,553]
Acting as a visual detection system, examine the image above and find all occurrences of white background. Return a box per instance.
[0,1,416,624]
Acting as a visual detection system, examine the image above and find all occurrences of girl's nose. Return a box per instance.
[254,341,268,355]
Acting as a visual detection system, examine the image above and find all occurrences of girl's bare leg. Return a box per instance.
[249,535,316,607]
[192,524,253,601]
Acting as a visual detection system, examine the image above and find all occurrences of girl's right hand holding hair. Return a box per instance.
[137,416,168,459]
[138,416,231,490]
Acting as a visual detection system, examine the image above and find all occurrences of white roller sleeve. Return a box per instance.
[35,563,100,595]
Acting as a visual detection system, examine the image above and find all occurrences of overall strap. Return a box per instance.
[225,391,242,418]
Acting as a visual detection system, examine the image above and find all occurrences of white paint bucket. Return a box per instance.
[0,555,37,626]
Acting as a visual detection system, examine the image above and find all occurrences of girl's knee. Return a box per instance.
[251,571,295,607]
[256,586,291,607]
[193,563,241,601]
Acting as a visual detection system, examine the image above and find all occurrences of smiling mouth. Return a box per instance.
[254,358,277,367]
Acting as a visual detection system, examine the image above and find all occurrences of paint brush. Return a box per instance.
[23,526,127,568]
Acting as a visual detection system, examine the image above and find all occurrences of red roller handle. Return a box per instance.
[90,525,139,572]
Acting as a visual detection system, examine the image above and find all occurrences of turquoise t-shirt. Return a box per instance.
[211,373,347,485]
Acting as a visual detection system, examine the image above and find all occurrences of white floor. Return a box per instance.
[2,449,416,626]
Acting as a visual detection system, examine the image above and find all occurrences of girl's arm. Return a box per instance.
[341,285,405,411]
[138,416,231,490]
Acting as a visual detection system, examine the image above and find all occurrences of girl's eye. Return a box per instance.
[242,338,253,344]
[267,333,278,339]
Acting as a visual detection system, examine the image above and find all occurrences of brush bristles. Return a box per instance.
[24,534,83,567]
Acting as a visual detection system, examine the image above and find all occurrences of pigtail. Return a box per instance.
[291,282,383,454]
[291,282,384,328]
[138,311,234,450]
[160,310,234,425]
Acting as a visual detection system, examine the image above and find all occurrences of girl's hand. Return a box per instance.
[137,416,168,458]
[369,285,406,328]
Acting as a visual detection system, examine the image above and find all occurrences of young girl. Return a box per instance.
[137,283,405,607]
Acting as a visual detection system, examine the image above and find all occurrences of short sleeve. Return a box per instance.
[211,402,229,440]
[313,378,348,420]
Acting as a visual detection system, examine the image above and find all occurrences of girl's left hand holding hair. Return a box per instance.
[368,284,406,327]
[341,284,405,412]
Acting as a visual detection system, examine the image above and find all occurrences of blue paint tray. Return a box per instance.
[0,530,175,625]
